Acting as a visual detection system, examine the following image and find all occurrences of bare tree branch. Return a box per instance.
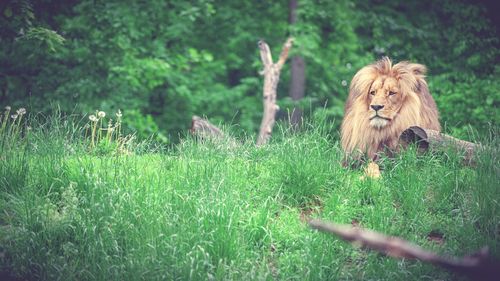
[309,219,500,281]
[276,37,294,71]
[258,41,273,68]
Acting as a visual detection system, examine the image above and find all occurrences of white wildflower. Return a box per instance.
[89,115,98,122]
[98,111,106,118]
[16,108,26,115]
[341,80,348,87]
[5,106,11,111]
[11,114,18,120]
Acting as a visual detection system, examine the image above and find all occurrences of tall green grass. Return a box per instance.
[0,111,498,280]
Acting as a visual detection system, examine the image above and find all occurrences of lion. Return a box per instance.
[341,57,440,163]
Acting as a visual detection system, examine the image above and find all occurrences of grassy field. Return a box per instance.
[0,111,498,280]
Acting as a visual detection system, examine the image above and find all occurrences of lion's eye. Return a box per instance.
[388,91,396,96]
[369,91,375,96]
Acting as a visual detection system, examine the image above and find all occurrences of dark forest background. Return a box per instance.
[1,0,498,143]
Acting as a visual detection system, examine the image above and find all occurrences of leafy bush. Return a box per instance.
[430,71,500,139]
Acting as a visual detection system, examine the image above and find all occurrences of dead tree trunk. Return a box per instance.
[256,38,293,146]
[288,0,305,127]
[399,126,482,165]
[192,38,292,145]
[309,219,500,281]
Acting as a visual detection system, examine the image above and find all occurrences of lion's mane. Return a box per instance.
[341,57,440,160]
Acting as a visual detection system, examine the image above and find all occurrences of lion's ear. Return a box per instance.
[408,63,427,77]
[407,63,428,92]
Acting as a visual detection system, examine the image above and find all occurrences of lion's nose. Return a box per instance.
[371,105,384,111]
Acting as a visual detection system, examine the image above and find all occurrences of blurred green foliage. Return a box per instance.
[0,0,498,141]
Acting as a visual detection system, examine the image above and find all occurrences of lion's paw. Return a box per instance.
[360,162,381,180]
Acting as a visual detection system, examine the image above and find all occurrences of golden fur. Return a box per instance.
[341,57,440,160]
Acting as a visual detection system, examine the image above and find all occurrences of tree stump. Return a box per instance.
[190,115,224,139]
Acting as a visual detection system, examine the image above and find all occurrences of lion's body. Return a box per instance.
[341,57,440,160]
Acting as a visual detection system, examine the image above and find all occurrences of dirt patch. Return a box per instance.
[427,230,445,245]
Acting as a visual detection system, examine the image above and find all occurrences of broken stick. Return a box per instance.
[309,219,499,281]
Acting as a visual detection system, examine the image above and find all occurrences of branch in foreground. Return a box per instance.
[256,38,293,146]
[309,219,500,281]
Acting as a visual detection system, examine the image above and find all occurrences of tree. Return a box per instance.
[288,0,305,127]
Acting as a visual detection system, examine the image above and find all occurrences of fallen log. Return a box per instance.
[190,115,224,139]
[256,37,293,146]
[309,219,500,281]
[399,126,481,165]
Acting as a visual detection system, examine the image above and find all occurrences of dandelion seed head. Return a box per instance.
[11,114,18,120]
[98,111,106,118]
[5,106,11,111]
[341,80,348,87]
[346,63,352,69]
[17,108,26,115]
[89,115,98,122]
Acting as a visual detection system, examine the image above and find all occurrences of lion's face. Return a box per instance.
[367,76,403,129]
[341,57,441,160]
